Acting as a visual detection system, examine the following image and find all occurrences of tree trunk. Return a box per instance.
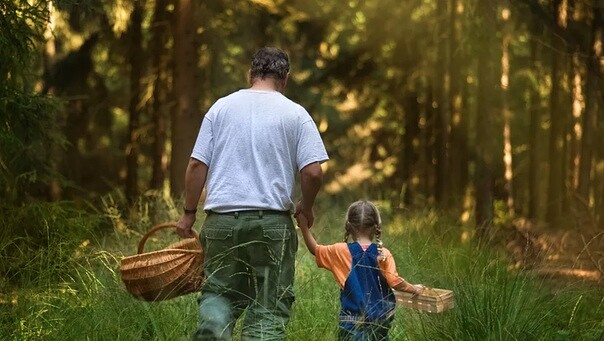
[126,2,143,203]
[447,0,468,208]
[501,3,514,217]
[43,1,62,201]
[598,138,604,226]
[434,0,451,207]
[423,83,435,201]
[474,0,499,237]
[577,6,602,203]
[528,18,542,220]
[150,0,170,190]
[598,111,604,227]
[170,0,201,196]
[546,0,568,228]
[402,91,420,206]
[569,52,582,195]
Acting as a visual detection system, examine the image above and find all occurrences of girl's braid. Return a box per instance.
[343,224,351,242]
[375,222,385,262]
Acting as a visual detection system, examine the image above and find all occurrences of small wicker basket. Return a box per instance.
[120,222,204,301]
[395,287,454,313]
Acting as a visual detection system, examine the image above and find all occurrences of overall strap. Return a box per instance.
[347,242,378,258]
[340,242,395,322]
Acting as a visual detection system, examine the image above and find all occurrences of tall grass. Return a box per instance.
[2,251,199,340]
[2,202,603,340]
[0,201,101,287]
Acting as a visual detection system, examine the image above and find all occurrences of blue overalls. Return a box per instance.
[338,242,396,341]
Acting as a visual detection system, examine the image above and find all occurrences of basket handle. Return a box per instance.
[137,222,198,254]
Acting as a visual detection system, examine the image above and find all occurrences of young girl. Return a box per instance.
[297,200,423,340]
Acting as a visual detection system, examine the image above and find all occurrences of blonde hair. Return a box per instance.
[342,200,385,261]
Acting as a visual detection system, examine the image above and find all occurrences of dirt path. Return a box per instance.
[503,218,603,285]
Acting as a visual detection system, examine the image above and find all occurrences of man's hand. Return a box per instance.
[176,213,196,238]
[295,201,314,228]
[177,158,208,238]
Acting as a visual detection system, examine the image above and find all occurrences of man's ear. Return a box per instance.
[277,73,288,92]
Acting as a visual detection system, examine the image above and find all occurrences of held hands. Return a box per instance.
[294,201,314,228]
[294,206,318,256]
[296,212,310,230]
[176,213,196,238]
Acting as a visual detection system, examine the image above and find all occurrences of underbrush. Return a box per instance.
[2,200,603,340]
[0,201,102,288]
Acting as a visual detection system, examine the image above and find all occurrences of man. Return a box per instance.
[176,47,328,340]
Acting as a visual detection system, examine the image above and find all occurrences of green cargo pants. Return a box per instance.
[193,210,297,341]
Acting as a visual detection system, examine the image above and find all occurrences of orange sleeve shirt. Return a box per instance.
[315,242,406,289]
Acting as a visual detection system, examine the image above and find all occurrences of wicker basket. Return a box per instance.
[120,223,204,301]
[394,287,454,313]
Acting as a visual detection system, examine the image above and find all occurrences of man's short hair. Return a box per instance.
[250,47,290,81]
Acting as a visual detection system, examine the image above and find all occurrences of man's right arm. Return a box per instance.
[296,161,323,228]
[176,158,208,238]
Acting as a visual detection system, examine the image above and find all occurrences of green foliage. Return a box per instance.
[3,0,604,229]
[0,90,64,203]
[0,0,66,203]
[2,208,604,340]
[0,0,47,88]
[448,262,552,339]
[0,201,101,287]
[1,252,199,341]
[388,212,604,341]
[100,189,182,231]
[287,253,340,339]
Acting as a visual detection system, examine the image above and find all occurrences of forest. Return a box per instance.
[2,0,604,340]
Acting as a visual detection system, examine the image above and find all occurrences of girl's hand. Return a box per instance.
[412,284,425,295]
[296,212,317,255]
[296,212,310,229]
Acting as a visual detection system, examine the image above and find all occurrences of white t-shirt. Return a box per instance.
[191,89,329,212]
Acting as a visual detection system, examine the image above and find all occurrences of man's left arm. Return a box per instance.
[295,162,323,228]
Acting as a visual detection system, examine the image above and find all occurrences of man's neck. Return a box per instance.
[250,78,284,92]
